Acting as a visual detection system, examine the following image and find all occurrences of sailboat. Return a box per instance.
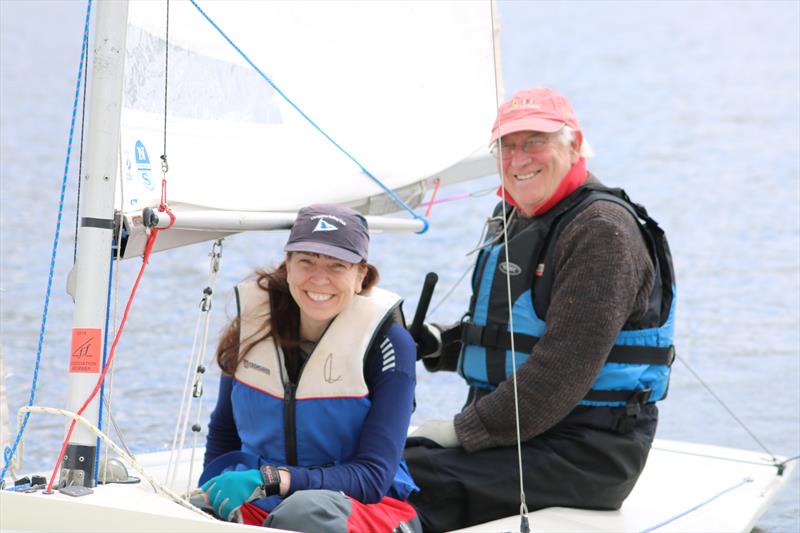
[0,1,795,532]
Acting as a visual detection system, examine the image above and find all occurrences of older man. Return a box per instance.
[405,87,676,532]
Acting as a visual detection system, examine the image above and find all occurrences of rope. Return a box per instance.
[423,178,442,218]
[186,0,428,233]
[487,3,529,532]
[46,229,161,493]
[165,240,223,491]
[637,477,754,533]
[184,244,222,494]
[417,186,496,209]
[99,139,130,486]
[0,0,93,483]
[94,249,116,485]
[15,406,213,520]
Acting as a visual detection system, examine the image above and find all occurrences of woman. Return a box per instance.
[199,204,419,532]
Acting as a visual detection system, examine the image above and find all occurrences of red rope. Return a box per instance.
[46,229,160,492]
[424,177,442,218]
[159,176,176,229]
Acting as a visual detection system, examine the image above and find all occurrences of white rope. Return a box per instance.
[165,297,206,486]
[166,240,223,491]
[16,406,213,520]
[185,241,223,494]
[488,0,530,529]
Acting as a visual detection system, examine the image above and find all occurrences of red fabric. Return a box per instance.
[239,497,416,531]
[346,496,418,533]
[496,157,588,216]
[240,502,269,526]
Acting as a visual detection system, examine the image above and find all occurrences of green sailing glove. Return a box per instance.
[200,469,265,522]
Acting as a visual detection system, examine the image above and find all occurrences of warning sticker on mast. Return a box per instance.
[69,328,102,373]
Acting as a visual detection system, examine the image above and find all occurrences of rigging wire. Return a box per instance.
[162,0,170,164]
[72,22,91,264]
[488,2,530,531]
[426,214,502,319]
[676,355,779,463]
[186,0,429,233]
[0,0,94,484]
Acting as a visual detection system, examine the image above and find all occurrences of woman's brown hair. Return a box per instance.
[216,256,380,375]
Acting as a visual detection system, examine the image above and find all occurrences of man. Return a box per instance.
[404,87,676,532]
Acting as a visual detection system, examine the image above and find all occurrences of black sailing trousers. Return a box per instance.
[404,404,658,533]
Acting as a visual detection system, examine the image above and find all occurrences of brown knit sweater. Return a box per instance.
[454,198,656,453]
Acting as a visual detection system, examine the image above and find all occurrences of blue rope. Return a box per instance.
[1,0,93,482]
[187,0,429,234]
[638,477,754,533]
[94,248,116,485]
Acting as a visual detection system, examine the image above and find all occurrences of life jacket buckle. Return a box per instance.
[616,388,652,434]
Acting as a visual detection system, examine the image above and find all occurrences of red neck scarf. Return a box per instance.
[497,158,588,216]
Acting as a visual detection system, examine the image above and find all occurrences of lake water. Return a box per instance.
[1,1,798,530]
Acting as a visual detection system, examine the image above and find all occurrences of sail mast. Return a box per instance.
[61,0,129,489]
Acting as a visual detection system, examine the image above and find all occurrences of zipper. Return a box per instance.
[284,380,298,466]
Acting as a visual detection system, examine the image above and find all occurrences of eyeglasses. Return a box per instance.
[491,135,552,159]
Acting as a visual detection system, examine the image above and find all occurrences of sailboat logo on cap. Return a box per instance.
[313,218,338,232]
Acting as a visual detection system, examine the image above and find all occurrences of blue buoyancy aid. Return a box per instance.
[231,280,417,499]
[458,182,676,407]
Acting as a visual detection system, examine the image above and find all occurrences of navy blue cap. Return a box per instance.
[284,204,369,263]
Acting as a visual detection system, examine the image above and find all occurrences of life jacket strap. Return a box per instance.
[607,344,676,366]
[583,387,652,405]
[460,323,537,353]
[461,323,675,366]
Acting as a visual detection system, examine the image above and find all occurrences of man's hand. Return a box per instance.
[417,323,443,360]
[200,469,265,522]
[408,419,460,448]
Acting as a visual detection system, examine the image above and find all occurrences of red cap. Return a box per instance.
[490,87,580,143]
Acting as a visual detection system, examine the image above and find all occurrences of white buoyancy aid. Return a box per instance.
[233,279,401,468]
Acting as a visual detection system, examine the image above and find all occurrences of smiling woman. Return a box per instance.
[199,204,421,532]
[286,253,368,340]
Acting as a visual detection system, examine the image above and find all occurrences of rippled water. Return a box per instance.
[1,1,798,530]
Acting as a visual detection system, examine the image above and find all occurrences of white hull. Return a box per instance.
[1,439,793,532]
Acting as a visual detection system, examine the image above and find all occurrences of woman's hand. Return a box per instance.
[200,469,265,521]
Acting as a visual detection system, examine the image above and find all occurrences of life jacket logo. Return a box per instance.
[242,358,270,375]
[324,353,342,383]
[134,140,154,191]
[498,261,522,276]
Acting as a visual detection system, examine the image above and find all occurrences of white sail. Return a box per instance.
[116,0,498,217]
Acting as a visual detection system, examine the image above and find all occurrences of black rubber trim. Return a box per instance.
[81,217,114,229]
